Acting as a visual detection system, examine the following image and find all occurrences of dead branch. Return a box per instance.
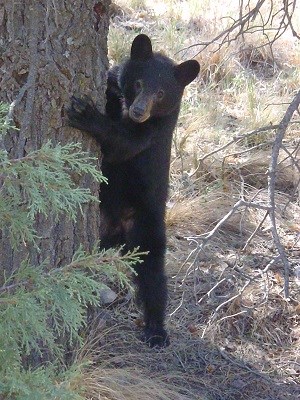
[182,197,271,283]
[219,348,275,382]
[190,124,279,178]
[174,91,300,325]
[179,0,299,56]
[186,198,270,245]
[242,210,268,251]
[267,89,300,298]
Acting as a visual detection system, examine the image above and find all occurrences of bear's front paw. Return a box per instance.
[67,96,98,131]
[143,327,170,348]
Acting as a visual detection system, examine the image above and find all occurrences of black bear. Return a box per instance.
[67,34,199,347]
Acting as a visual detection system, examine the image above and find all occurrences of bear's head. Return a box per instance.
[119,34,200,123]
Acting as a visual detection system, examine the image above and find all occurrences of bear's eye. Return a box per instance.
[134,80,143,93]
[157,89,165,100]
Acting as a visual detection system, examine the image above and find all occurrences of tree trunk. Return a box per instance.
[0,0,110,269]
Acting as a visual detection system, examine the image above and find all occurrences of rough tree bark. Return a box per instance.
[0,1,110,269]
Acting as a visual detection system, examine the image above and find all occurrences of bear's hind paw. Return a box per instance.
[143,327,170,348]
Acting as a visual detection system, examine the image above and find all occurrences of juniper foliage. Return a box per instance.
[0,103,142,399]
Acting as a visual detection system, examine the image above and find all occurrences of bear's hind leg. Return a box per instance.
[125,212,169,347]
[136,260,169,347]
[99,212,125,250]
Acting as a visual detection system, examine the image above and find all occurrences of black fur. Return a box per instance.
[67,34,199,347]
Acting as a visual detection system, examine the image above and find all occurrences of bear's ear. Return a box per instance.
[174,60,200,86]
[131,34,153,61]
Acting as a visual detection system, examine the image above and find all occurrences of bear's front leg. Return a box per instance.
[67,96,153,162]
[67,96,104,134]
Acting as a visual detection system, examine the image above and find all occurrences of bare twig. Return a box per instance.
[179,0,299,57]
[186,198,270,245]
[280,143,300,174]
[219,348,275,382]
[198,278,226,304]
[267,89,300,298]
[183,90,299,296]
[242,210,269,251]
[181,197,271,285]
[190,124,279,178]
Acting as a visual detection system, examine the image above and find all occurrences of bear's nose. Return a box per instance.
[131,107,145,119]
[129,103,151,122]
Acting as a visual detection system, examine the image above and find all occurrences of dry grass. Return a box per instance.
[78,1,300,399]
[81,367,200,400]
